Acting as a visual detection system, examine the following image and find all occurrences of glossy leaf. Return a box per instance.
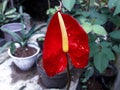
[109,30,120,40]
[5,8,16,15]
[112,45,120,53]
[108,0,116,9]
[100,41,112,48]
[92,25,107,35]
[2,0,7,13]
[62,0,76,11]
[108,0,120,15]
[94,51,109,73]
[1,27,22,41]
[90,42,99,57]
[114,1,120,15]
[102,47,115,61]
[82,23,92,33]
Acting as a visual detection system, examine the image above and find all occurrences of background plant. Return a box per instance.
[0,0,20,25]
[60,0,120,74]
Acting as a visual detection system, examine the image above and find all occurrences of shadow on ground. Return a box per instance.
[10,62,38,84]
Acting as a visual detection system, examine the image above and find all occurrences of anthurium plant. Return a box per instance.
[42,10,90,89]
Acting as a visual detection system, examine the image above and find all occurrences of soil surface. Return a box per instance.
[13,47,37,57]
[85,77,105,90]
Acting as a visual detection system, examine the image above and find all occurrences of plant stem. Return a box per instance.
[66,54,71,90]
[48,0,50,9]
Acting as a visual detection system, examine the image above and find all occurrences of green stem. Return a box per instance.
[87,0,90,11]
[66,54,71,90]
[115,26,119,30]
[48,0,50,9]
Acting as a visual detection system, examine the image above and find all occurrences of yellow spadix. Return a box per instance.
[58,12,69,53]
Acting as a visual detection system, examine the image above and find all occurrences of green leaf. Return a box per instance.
[108,0,116,9]
[92,25,107,35]
[88,33,97,42]
[114,1,120,15]
[1,27,22,42]
[94,14,107,25]
[0,42,11,54]
[82,23,92,33]
[2,0,8,13]
[108,0,120,15]
[82,11,90,17]
[100,41,112,48]
[62,0,76,11]
[112,45,120,53]
[5,8,16,15]
[6,14,18,18]
[94,51,109,73]
[102,48,115,61]
[109,30,120,40]
[110,16,120,27]
[90,42,99,57]
[76,16,89,24]
[100,7,110,14]
[90,0,95,7]
[84,67,94,81]
[10,42,16,54]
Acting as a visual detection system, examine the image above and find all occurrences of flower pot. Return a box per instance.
[29,33,45,51]
[37,36,45,52]
[8,44,40,70]
[36,55,69,89]
[1,23,25,41]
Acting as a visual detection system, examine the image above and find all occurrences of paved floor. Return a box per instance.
[0,51,79,90]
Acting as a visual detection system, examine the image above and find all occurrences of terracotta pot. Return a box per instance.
[36,55,69,89]
[1,23,25,41]
[8,44,40,70]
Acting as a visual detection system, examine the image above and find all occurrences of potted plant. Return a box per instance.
[0,0,26,41]
[36,6,90,89]
[0,24,46,70]
[0,0,21,41]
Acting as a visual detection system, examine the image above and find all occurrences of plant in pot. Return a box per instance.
[36,10,90,90]
[0,0,21,43]
[0,24,45,70]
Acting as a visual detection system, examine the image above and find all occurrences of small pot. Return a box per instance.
[1,23,25,41]
[8,44,40,70]
[36,55,68,89]
[37,36,45,51]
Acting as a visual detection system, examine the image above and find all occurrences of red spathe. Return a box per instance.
[43,12,90,76]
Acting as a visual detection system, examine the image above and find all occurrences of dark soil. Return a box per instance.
[85,77,105,90]
[76,76,106,90]
[103,64,117,77]
[13,47,37,57]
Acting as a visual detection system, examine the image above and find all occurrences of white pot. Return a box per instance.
[1,23,26,41]
[8,44,40,70]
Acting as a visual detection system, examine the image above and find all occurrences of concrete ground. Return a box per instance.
[0,50,79,90]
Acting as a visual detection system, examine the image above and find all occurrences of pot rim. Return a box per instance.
[1,22,26,32]
[8,43,40,59]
